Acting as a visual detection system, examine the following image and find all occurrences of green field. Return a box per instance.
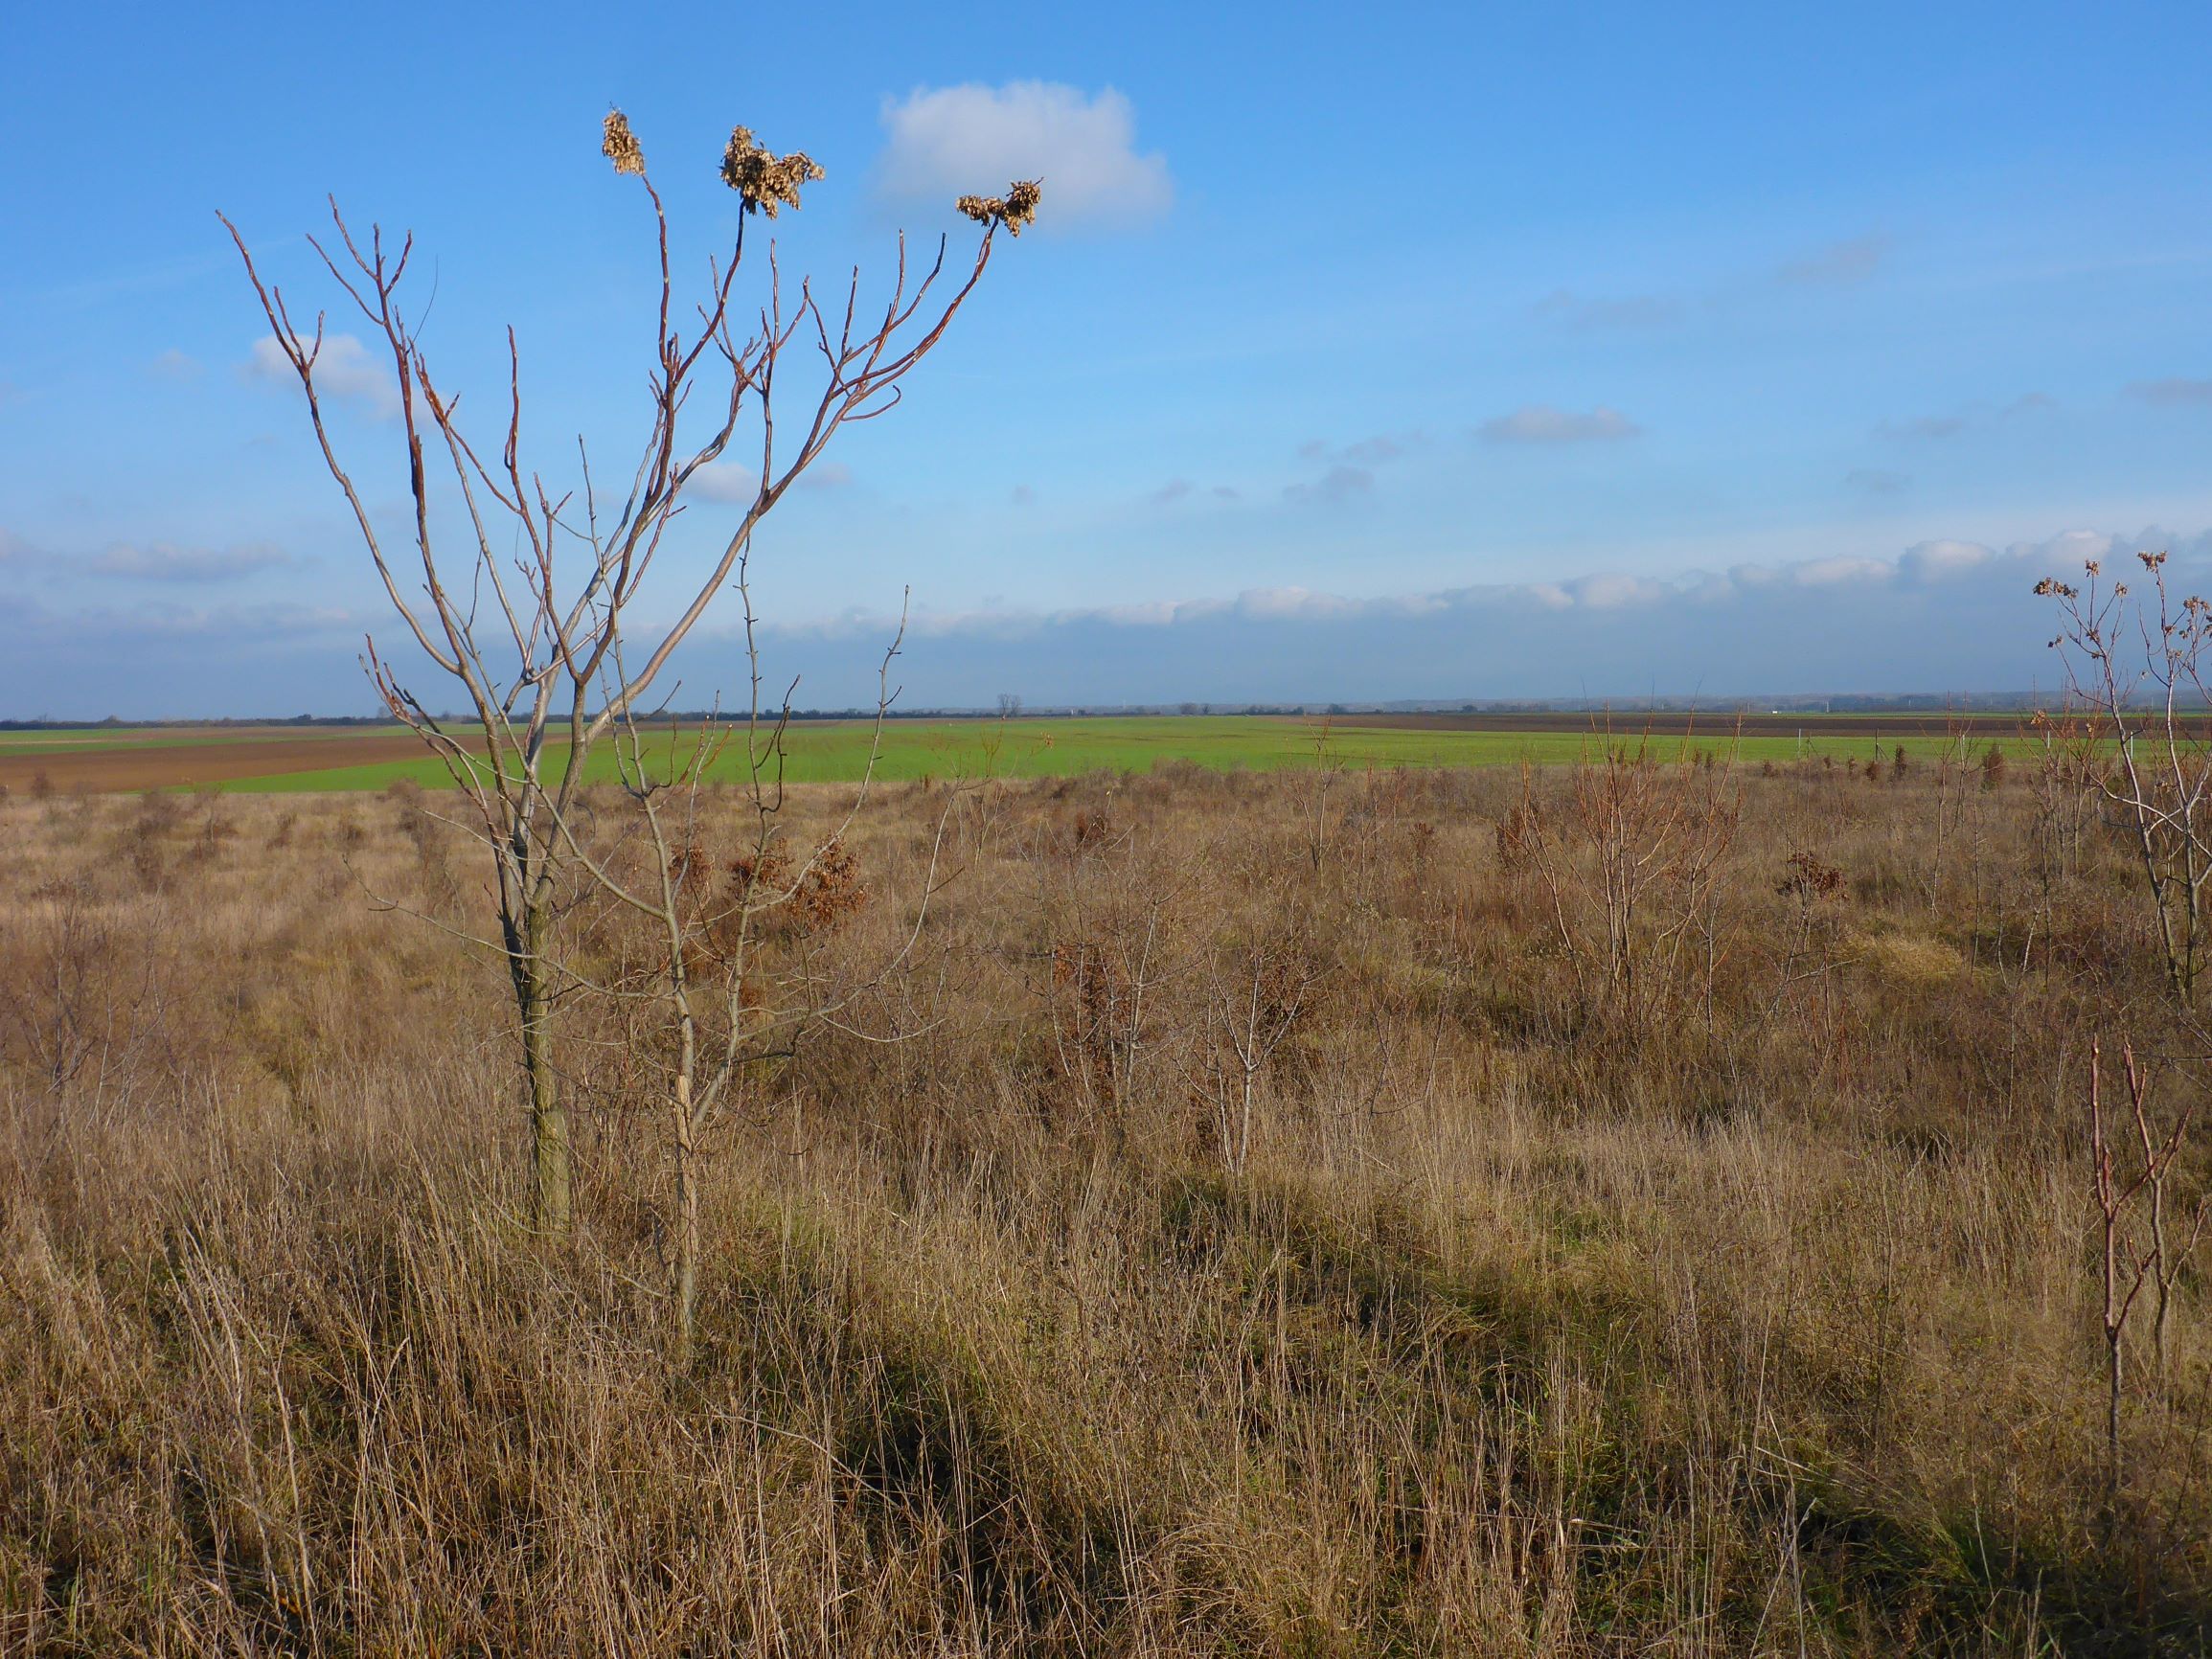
[217,716,2022,792]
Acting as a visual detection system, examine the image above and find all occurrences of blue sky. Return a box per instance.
[4,1,2209,715]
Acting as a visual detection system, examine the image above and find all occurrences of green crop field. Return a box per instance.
[217,716,2023,792]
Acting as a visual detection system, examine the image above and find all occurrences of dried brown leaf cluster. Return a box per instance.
[956,179,1042,237]
[601,110,646,177]
[720,125,824,217]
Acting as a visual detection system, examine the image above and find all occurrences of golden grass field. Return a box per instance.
[2,754,2206,1653]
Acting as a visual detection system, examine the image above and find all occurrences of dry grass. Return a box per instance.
[2,760,2208,1654]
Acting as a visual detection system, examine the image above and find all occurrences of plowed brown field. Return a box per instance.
[1339,711,2036,738]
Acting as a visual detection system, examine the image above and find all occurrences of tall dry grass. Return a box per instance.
[1,756,2207,1654]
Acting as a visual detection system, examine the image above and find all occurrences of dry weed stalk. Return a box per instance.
[2041,553,2212,1012]
[2087,1035,2211,1511]
[2090,1036,2158,1507]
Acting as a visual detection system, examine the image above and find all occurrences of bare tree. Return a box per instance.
[1197,920,1324,1177]
[569,599,966,1354]
[1502,727,1741,1025]
[224,112,1038,1235]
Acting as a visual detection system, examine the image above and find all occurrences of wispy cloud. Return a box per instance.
[1477,405,1641,444]
[1878,414,1967,442]
[88,542,295,582]
[148,348,203,382]
[11,593,364,645]
[876,81,1171,229]
[2129,377,2212,408]
[1339,432,1423,466]
[1778,232,1891,286]
[0,530,298,583]
[1876,392,2053,443]
[1533,289,1682,330]
[1844,468,1911,495]
[691,458,852,502]
[243,332,398,418]
[1278,432,1423,505]
[1299,432,1422,466]
[1284,465,1374,505]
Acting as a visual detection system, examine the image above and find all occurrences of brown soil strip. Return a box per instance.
[1333,712,2043,739]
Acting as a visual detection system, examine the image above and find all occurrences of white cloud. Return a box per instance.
[1240,587,1360,621]
[689,462,757,504]
[1571,572,1669,609]
[244,332,398,418]
[830,526,2205,641]
[876,81,1172,229]
[1899,539,1992,581]
[2027,528,2124,566]
[1478,405,1641,444]
[1792,556,1892,587]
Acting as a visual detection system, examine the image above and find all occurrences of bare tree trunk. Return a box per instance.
[518,892,571,1237]
[673,1066,697,1358]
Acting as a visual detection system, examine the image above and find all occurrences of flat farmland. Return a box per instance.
[0,729,426,793]
[0,714,2044,794]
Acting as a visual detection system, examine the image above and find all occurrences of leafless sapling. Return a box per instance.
[225,112,1037,1235]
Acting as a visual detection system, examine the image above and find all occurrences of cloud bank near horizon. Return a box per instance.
[4,523,2207,718]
